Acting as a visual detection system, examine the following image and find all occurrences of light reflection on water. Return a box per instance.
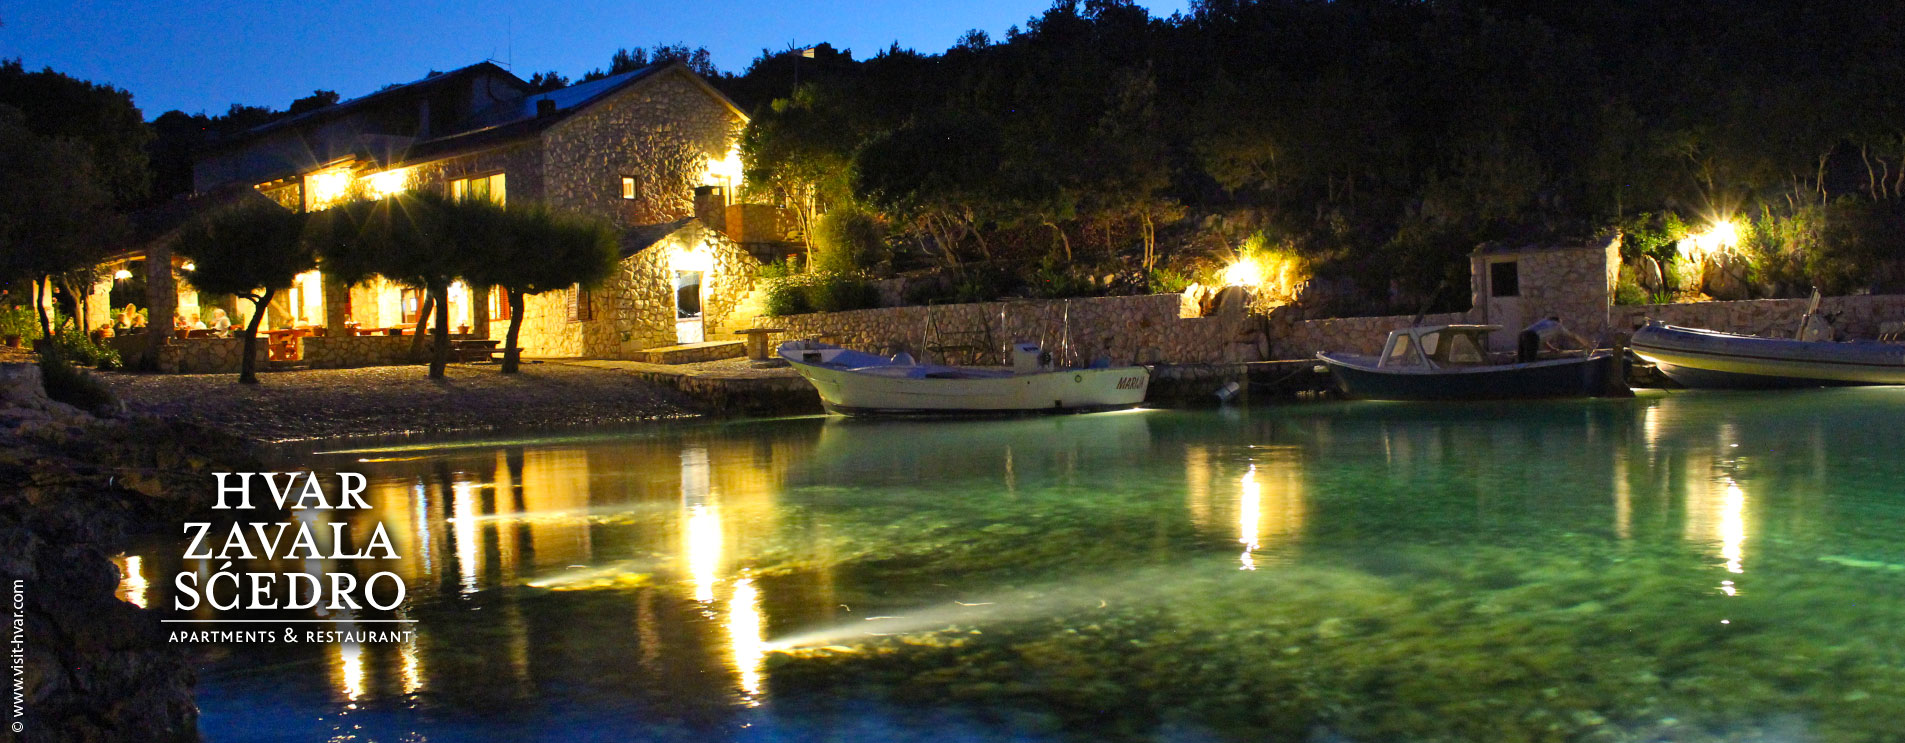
[127,390,1905,742]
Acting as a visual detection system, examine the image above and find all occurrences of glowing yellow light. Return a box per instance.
[308,170,353,209]
[450,480,481,595]
[687,505,722,603]
[337,635,365,701]
[671,243,715,274]
[1720,481,1745,575]
[703,145,745,190]
[113,269,133,280]
[1239,465,1260,571]
[118,555,149,608]
[1223,258,1264,288]
[729,577,766,701]
[181,262,196,272]
[367,170,408,199]
[399,625,423,696]
[1678,220,1740,263]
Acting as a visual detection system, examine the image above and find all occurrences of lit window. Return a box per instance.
[488,286,511,321]
[451,172,506,206]
[568,285,592,322]
[621,177,636,200]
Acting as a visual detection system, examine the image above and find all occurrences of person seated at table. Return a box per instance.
[188,313,207,330]
[116,304,139,330]
[129,312,147,331]
[210,308,232,336]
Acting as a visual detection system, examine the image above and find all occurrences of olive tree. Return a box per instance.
[457,201,618,373]
[172,201,314,384]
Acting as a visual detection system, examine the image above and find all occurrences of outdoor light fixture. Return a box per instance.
[307,169,353,208]
[1678,219,1740,263]
[113,269,133,280]
[1223,257,1265,287]
[671,243,714,274]
[366,170,408,199]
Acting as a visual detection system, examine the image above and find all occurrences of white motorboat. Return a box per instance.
[780,339,1151,416]
[1630,321,1905,388]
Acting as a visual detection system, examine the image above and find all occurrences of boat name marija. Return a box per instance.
[173,471,406,612]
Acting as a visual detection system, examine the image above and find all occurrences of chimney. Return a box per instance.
[693,185,728,235]
[536,98,556,117]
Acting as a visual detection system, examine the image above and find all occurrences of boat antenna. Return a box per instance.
[1411,277,1449,326]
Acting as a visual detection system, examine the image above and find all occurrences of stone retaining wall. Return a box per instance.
[155,338,267,374]
[755,293,1260,365]
[303,334,416,369]
[1610,295,1905,338]
[1264,310,1475,360]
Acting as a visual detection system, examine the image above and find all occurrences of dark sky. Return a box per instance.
[4,1,1190,120]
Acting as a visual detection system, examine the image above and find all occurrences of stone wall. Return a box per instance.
[303,334,416,369]
[507,221,760,359]
[1264,310,1476,360]
[543,68,745,229]
[154,338,268,374]
[1610,295,1905,339]
[1471,237,1621,343]
[754,293,1260,365]
[400,140,546,206]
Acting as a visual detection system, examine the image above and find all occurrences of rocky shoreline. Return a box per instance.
[3,363,262,743]
[99,362,711,443]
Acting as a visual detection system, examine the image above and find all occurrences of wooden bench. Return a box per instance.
[452,339,501,363]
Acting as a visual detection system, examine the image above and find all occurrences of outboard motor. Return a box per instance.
[1011,342,1045,373]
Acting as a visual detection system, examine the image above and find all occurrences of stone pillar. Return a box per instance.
[264,291,292,331]
[143,244,178,370]
[323,275,350,336]
[471,285,491,339]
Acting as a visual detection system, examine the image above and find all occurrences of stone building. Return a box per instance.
[1468,235,1622,351]
[124,60,772,369]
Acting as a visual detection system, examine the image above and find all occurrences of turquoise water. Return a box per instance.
[124,389,1905,742]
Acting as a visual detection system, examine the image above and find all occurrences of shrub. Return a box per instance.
[1027,255,1096,299]
[43,329,121,369]
[38,349,118,413]
[0,305,41,341]
[759,255,801,280]
[812,206,886,274]
[1148,267,1192,294]
[1613,273,1648,306]
[761,275,814,316]
[802,273,879,313]
[951,267,1014,304]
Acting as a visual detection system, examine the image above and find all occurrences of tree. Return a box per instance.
[457,202,619,373]
[0,60,152,208]
[312,192,464,378]
[525,71,569,93]
[0,106,126,338]
[172,202,314,384]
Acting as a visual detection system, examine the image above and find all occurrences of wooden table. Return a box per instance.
[734,328,785,361]
[452,338,502,363]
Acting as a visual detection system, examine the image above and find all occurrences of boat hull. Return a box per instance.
[789,360,1151,417]
[1318,352,1620,401]
[1630,323,1905,389]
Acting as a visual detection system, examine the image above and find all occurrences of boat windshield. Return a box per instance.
[1443,331,1488,365]
[1382,334,1423,368]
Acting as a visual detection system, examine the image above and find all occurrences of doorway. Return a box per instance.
[674,270,704,344]
[1484,259,1522,352]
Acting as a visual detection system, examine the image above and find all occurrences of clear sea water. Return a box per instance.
[123,389,1905,742]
